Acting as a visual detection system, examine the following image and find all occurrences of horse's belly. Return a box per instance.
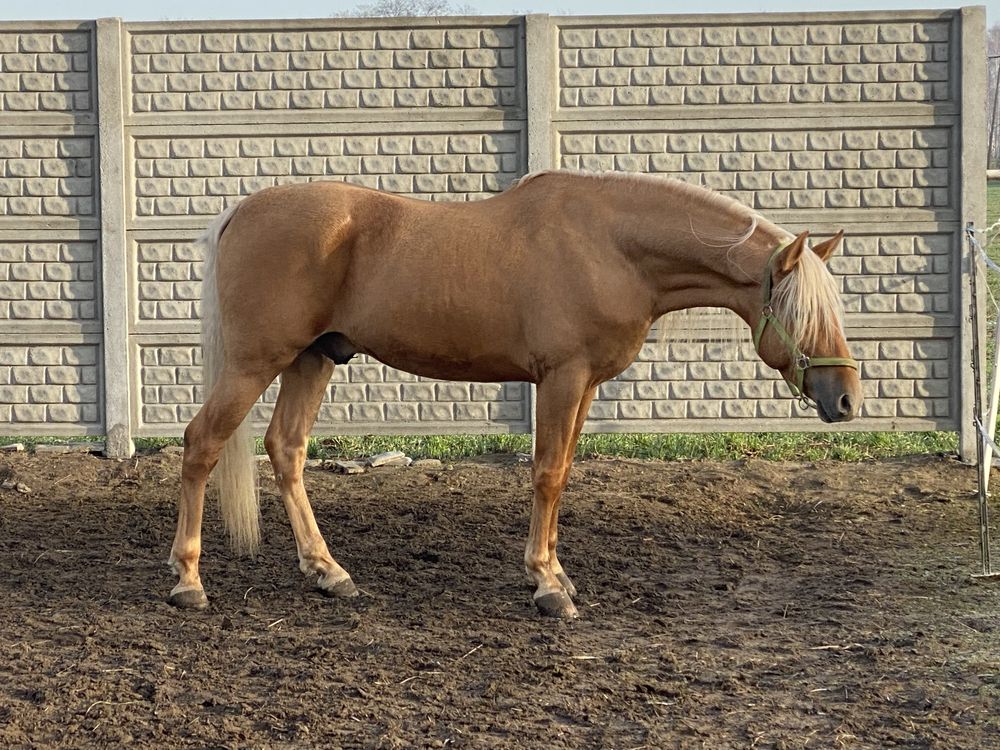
[361,345,530,383]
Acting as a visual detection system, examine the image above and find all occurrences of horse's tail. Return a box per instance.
[198,202,261,556]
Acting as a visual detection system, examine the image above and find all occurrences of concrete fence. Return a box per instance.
[0,9,986,458]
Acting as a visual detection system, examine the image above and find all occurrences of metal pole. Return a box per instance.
[986,318,1000,494]
[968,224,994,577]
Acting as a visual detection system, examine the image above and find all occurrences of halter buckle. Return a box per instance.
[797,353,811,370]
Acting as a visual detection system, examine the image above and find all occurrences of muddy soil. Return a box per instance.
[0,450,998,749]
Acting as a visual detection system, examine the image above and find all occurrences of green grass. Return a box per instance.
[0,435,105,449]
[985,181,1000,321]
[573,431,956,462]
[0,430,964,467]
[982,182,1000,418]
[112,431,955,463]
[988,180,1000,233]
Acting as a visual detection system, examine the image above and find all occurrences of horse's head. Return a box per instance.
[751,231,863,423]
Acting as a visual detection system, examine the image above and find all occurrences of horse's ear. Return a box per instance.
[777,231,809,272]
[811,230,844,263]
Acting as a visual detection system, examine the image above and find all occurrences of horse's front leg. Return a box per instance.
[547,384,597,601]
[526,370,593,618]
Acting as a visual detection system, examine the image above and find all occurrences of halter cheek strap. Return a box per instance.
[752,241,859,409]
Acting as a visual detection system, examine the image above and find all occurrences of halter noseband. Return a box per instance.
[752,240,859,409]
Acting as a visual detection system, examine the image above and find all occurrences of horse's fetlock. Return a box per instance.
[298,548,327,575]
[298,557,317,576]
[169,541,201,566]
[524,551,548,575]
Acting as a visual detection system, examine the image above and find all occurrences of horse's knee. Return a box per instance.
[533,465,565,495]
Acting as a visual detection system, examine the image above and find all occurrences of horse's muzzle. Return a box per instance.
[816,393,859,423]
[808,370,863,423]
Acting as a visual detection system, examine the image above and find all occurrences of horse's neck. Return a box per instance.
[610,185,781,320]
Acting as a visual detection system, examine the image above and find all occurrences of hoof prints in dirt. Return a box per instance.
[0,452,998,748]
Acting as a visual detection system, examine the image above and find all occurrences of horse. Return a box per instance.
[168,170,863,618]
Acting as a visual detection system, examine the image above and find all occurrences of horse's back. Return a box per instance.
[225,179,514,264]
[213,181,537,376]
[211,176,649,383]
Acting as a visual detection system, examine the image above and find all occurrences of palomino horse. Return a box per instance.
[169,170,862,618]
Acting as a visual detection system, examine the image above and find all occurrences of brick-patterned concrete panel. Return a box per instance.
[133,239,202,322]
[0,240,98,322]
[137,343,202,425]
[559,127,951,211]
[587,337,953,428]
[0,11,979,449]
[132,131,521,216]
[0,344,101,425]
[551,9,972,444]
[1,26,100,436]
[835,233,952,315]
[558,19,952,107]
[137,345,528,433]
[128,24,520,114]
[0,30,92,113]
[0,136,96,218]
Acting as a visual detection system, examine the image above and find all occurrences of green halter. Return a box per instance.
[752,241,859,408]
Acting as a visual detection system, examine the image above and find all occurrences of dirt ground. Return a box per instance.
[0,449,998,749]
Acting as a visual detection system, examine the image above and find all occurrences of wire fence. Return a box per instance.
[965,222,1000,577]
[989,55,1000,170]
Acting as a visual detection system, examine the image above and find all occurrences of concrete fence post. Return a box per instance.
[525,14,554,174]
[960,5,987,462]
[524,14,554,454]
[96,18,134,457]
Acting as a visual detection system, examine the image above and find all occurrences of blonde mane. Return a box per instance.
[771,244,846,354]
[514,170,757,232]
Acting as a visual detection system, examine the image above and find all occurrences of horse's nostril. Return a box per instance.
[838,393,853,416]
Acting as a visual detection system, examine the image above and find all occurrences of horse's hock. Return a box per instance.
[0,9,986,458]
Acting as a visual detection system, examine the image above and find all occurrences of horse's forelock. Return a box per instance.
[771,248,846,353]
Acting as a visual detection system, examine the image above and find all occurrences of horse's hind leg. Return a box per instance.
[265,349,358,598]
[170,367,275,609]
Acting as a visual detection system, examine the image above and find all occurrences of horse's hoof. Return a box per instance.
[556,573,578,599]
[168,587,209,610]
[320,576,359,598]
[535,591,579,619]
